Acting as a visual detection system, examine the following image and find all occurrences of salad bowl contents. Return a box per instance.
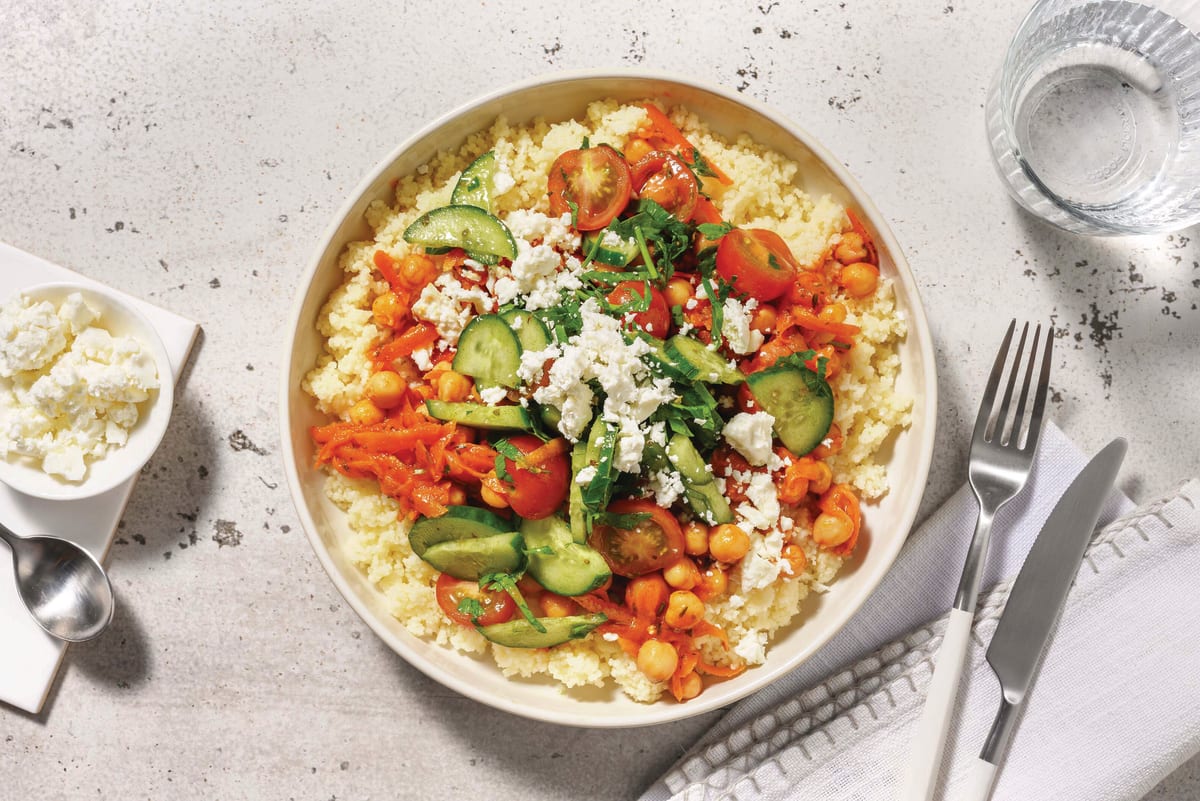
[284,74,935,725]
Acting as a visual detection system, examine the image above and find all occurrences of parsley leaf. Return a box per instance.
[567,198,580,228]
[580,136,591,150]
[696,221,734,240]
[456,597,485,624]
[480,572,546,633]
[608,199,691,281]
[685,147,718,178]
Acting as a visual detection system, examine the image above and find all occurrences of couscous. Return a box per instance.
[303,99,911,703]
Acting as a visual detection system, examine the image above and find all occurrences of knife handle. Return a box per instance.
[962,759,999,801]
[899,607,975,801]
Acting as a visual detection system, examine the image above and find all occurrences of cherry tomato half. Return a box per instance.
[588,498,685,578]
[547,145,632,231]
[607,281,671,338]
[503,434,570,519]
[715,228,800,302]
[630,151,698,222]
[435,572,516,627]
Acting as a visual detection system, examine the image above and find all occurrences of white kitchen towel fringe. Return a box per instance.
[645,478,1200,798]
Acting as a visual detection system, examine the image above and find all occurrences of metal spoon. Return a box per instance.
[0,521,114,642]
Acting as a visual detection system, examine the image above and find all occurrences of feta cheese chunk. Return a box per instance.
[722,411,777,466]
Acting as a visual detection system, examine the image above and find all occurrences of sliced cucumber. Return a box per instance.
[666,433,734,525]
[403,205,517,261]
[425,400,533,431]
[520,516,611,596]
[499,308,552,353]
[667,335,745,384]
[451,151,496,211]
[568,440,587,543]
[745,364,834,456]
[637,333,697,383]
[477,613,607,649]
[538,402,562,432]
[583,230,639,267]
[407,505,513,558]
[453,313,522,388]
[421,531,526,581]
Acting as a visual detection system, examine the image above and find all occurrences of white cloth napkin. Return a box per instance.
[0,241,199,715]
[645,423,1200,800]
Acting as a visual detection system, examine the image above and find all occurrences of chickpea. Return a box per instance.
[841,262,880,298]
[540,593,576,619]
[624,137,655,164]
[708,524,751,563]
[749,304,777,336]
[810,461,833,495]
[664,590,705,629]
[695,565,728,600]
[683,520,710,556]
[480,483,509,509]
[626,573,669,619]
[436,370,473,403]
[348,398,384,426]
[399,253,438,288]
[678,670,703,701]
[447,485,467,507]
[813,511,853,548]
[834,232,868,264]
[371,292,408,328]
[818,302,847,324]
[637,639,679,682]
[664,277,693,308]
[663,558,701,590]
[782,543,809,577]
[365,370,405,409]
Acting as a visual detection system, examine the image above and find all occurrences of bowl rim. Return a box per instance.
[0,280,175,501]
[279,68,938,728]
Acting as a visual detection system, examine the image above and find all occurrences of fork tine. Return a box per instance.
[1022,321,1054,454]
[992,322,1030,444]
[972,319,1016,444]
[1008,323,1041,448]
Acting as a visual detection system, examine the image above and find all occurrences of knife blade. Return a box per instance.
[964,437,1127,801]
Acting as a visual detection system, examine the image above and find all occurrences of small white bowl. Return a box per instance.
[0,282,174,500]
[281,71,938,727]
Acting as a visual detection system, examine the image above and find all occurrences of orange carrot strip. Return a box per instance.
[845,209,879,266]
[695,660,747,678]
[373,250,404,290]
[642,104,733,185]
[522,437,569,468]
[375,323,438,364]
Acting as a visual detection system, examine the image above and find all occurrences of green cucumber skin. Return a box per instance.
[667,336,745,385]
[451,151,496,211]
[521,517,611,596]
[583,231,638,267]
[407,505,513,557]
[666,434,734,525]
[745,364,834,456]
[420,531,526,581]
[499,308,553,354]
[402,205,517,260]
[424,399,532,431]
[453,314,523,389]
[476,613,607,649]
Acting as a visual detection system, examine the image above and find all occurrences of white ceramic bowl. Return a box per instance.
[280,71,937,727]
[0,282,174,500]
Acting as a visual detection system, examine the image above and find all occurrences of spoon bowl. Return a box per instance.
[0,523,114,642]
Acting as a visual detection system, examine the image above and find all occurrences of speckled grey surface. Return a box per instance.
[1,1,1197,799]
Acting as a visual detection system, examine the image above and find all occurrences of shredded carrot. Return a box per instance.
[641,103,733,185]
[820,484,862,556]
[523,437,570,468]
[373,249,404,290]
[374,323,439,366]
[846,208,878,266]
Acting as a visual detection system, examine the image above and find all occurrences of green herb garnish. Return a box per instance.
[480,572,545,633]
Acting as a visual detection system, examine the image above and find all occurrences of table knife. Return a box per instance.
[963,437,1127,800]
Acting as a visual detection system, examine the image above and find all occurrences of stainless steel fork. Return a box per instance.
[900,320,1053,801]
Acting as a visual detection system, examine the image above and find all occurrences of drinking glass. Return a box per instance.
[987,0,1200,235]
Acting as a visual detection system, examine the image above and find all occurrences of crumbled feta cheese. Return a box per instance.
[646,468,685,507]
[0,292,159,481]
[504,210,580,251]
[492,170,516,197]
[478,385,507,405]
[411,272,495,347]
[739,526,785,590]
[575,465,597,484]
[737,472,781,530]
[733,630,768,664]
[410,348,433,371]
[721,297,765,355]
[526,298,676,447]
[722,411,777,466]
[684,298,698,311]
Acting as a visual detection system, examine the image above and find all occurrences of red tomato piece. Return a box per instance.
[607,281,671,338]
[715,229,800,302]
[547,145,632,231]
[588,498,685,578]
[435,573,516,627]
[503,434,570,519]
[630,151,698,222]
